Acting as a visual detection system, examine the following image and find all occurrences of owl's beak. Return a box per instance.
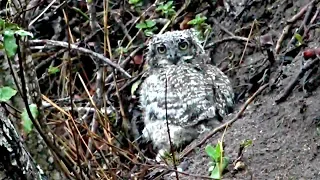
[171,58,179,65]
[168,53,179,64]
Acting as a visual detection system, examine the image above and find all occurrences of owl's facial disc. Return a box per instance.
[150,34,195,67]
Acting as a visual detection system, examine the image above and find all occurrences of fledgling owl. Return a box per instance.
[138,29,234,156]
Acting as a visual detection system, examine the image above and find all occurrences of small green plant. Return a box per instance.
[157,150,180,165]
[188,14,207,26]
[294,33,304,47]
[129,0,143,10]
[0,86,17,102]
[135,20,157,36]
[187,14,211,40]
[0,18,33,59]
[205,141,229,179]
[21,104,39,134]
[156,1,176,18]
[48,66,60,75]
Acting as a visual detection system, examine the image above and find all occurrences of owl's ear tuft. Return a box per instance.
[188,29,204,42]
[188,29,205,53]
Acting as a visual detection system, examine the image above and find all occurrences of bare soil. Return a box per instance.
[177,80,320,179]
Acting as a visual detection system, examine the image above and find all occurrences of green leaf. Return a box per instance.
[131,80,141,95]
[129,0,140,4]
[135,22,147,29]
[156,2,165,11]
[205,145,218,160]
[48,66,60,74]
[187,14,207,25]
[157,1,173,10]
[294,33,303,46]
[3,30,17,58]
[15,29,34,38]
[166,1,173,7]
[2,22,19,31]
[0,42,3,49]
[21,104,39,134]
[136,20,156,30]
[221,156,230,170]
[168,9,176,15]
[206,143,224,161]
[187,19,197,25]
[206,142,229,179]
[0,86,17,102]
[214,143,222,158]
[210,165,221,179]
[0,19,5,29]
[145,20,156,28]
[210,157,229,179]
[156,1,175,17]
[156,6,163,11]
[144,29,154,37]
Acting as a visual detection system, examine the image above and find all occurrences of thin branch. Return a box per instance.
[204,36,255,50]
[286,0,315,49]
[165,72,179,180]
[286,0,315,23]
[238,20,255,64]
[28,39,132,78]
[275,57,320,104]
[105,45,145,83]
[275,0,315,54]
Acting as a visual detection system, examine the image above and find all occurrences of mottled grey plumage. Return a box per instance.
[139,29,234,154]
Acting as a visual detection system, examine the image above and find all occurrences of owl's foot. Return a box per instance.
[156,149,192,177]
[155,149,178,163]
[142,121,198,159]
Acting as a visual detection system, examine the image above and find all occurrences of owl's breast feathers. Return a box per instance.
[139,63,234,127]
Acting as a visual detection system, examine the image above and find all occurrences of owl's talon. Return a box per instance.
[156,149,167,162]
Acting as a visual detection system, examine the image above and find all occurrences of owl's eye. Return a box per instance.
[157,44,167,54]
[178,41,189,50]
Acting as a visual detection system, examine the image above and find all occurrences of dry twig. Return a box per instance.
[275,0,316,54]
[275,57,320,104]
[28,39,132,78]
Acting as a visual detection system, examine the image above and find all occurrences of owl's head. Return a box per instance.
[146,29,205,68]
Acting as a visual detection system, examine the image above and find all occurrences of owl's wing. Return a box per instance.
[202,63,234,117]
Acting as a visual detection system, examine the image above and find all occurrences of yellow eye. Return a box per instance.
[178,41,188,50]
[157,44,167,54]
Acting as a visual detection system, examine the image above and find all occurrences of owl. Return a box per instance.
[138,29,234,157]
